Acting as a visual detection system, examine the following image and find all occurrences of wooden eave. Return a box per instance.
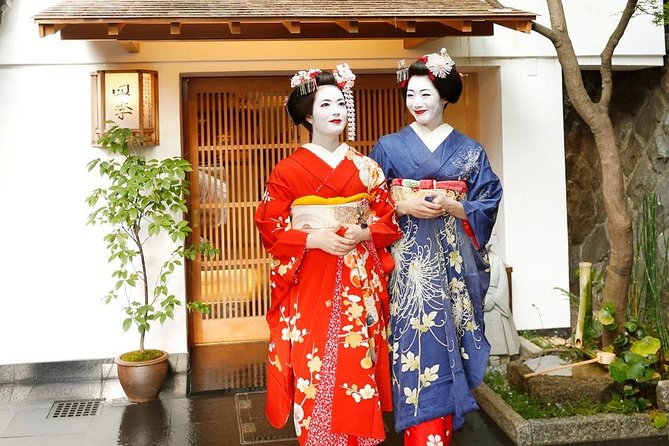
[35,1,536,41]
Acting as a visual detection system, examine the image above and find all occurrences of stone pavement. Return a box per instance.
[0,372,518,445]
[0,349,667,445]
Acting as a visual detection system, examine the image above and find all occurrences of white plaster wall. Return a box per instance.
[469,0,665,67]
[0,0,664,364]
[468,59,571,331]
[497,58,571,330]
[0,63,189,364]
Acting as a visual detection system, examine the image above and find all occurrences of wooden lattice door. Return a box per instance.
[185,73,479,344]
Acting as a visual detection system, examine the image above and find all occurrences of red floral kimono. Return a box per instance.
[255,146,401,446]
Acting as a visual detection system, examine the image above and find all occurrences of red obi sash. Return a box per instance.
[390,178,479,249]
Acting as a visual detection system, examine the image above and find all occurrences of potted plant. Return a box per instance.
[86,125,215,403]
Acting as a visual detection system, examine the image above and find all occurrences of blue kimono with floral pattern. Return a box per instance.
[370,126,502,432]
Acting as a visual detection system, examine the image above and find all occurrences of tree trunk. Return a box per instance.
[590,115,633,345]
[531,0,638,347]
[137,225,148,353]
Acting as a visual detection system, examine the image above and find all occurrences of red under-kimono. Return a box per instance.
[255,146,401,446]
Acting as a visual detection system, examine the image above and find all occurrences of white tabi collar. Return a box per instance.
[302,142,350,169]
[410,122,454,152]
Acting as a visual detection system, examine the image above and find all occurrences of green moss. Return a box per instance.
[484,369,637,419]
[120,349,164,362]
[518,330,555,350]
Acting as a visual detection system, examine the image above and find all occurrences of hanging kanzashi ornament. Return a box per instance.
[396,59,409,85]
[333,63,357,141]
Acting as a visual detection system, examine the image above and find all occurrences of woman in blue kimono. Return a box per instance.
[370,48,502,446]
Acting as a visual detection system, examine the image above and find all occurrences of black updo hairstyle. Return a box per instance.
[286,71,340,132]
[401,58,462,104]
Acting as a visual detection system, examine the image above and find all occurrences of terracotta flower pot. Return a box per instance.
[115,351,169,403]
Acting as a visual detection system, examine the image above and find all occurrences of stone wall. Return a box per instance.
[564,64,669,299]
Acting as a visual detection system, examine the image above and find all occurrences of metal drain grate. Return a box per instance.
[48,399,104,418]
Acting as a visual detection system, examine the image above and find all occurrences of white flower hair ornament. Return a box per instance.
[333,63,357,141]
[425,47,455,79]
[290,68,322,95]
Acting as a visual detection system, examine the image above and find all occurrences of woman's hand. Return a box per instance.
[342,224,371,245]
[306,226,357,255]
[396,194,444,219]
[431,195,468,220]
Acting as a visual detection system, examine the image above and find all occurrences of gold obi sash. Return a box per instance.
[291,193,370,231]
[390,178,468,202]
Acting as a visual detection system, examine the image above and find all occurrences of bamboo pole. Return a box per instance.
[524,351,615,378]
[574,261,592,349]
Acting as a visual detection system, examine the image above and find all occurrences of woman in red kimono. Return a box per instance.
[255,64,401,446]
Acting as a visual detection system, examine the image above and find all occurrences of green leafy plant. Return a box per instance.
[636,1,669,26]
[86,125,216,359]
[597,302,618,331]
[608,335,660,384]
[605,317,664,419]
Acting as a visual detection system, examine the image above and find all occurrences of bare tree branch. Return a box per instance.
[489,0,560,43]
[531,21,558,44]
[599,0,638,109]
[544,0,598,126]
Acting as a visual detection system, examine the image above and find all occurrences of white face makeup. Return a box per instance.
[307,84,347,138]
[405,75,446,131]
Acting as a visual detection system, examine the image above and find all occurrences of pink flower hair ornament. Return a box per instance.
[290,68,322,95]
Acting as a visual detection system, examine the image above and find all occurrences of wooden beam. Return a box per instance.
[403,38,436,49]
[227,21,241,34]
[107,23,124,36]
[493,20,532,33]
[118,41,140,53]
[38,24,65,37]
[335,20,359,33]
[170,22,181,35]
[437,20,472,33]
[388,20,416,33]
[282,21,300,34]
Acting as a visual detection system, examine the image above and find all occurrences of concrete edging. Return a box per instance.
[474,381,669,445]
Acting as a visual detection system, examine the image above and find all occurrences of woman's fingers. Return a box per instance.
[400,196,451,219]
[321,232,355,255]
[420,202,444,216]
[423,200,443,211]
[338,236,357,247]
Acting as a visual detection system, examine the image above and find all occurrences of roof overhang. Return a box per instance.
[35,0,536,44]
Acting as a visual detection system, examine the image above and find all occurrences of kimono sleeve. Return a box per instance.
[254,170,305,428]
[367,163,401,250]
[461,146,502,249]
[254,170,308,325]
[360,155,402,276]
